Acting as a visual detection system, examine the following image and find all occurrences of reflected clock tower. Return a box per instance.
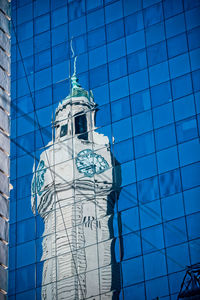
[31,57,121,299]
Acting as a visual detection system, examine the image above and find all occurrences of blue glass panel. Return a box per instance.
[169,53,190,79]
[17,75,34,98]
[17,240,35,268]
[17,156,33,178]
[17,21,33,42]
[181,162,200,190]
[138,176,159,204]
[35,86,52,110]
[124,11,143,36]
[127,49,147,74]
[142,224,164,254]
[164,217,187,248]
[165,14,185,38]
[10,201,16,225]
[89,45,107,69]
[126,30,145,54]
[17,196,33,222]
[17,95,34,117]
[90,64,108,89]
[114,138,134,165]
[153,103,174,129]
[143,3,163,28]
[87,9,104,31]
[143,0,161,7]
[53,79,69,104]
[131,89,151,115]
[16,289,35,300]
[34,13,50,35]
[149,61,169,86]
[95,104,111,127]
[190,48,200,71]
[34,31,50,53]
[35,68,52,91]
[122,256,144,286]
[121,206,139,235]
[187,212,200,240]
[185,6,200,30]
[151,82,171,108]
[119,160,136,186]
[9,247,16,270]
[17,132,34,157]
[166,243,190,273]
[35,126,52,150]
[172,74,193,100]
[93,84,109,106]
[107,19,124,43]
[9,224,16,247]
[145,22,165,46]
[17,174,32,199]
[184,186,200,215]
[143,251,167,280]
[146,276,169,300]
[179,139,200,167]
[184,0,200,10]
[192,70,200,92]
[112,117,132,143]
[35,49,51,72]
[140,200,162,229]
[52,60,69,84]
[188,26,200,50]
[118,183,137,212]
[17,3,33,25]
[86,0,103,11]
[107,38,126,62]
[122,232,141,260]
[68,0,85,21]
[134,131,155,158]
[136,153,157,181]
[109,57,127,81]
[16,264,35,293]
[19,39,33,59]
[17,113,34,137]
[169,270,185,295]
[129,69,149,94]
[105,1,123,24]
[123,0,142,16]
[8,271,15,296]
[123,283,145,300]
[189,239,200,265]
[69,16,86,38]
[110,76,129,102]
[88,27,106,50]
[52,23,68,46]
[157,146,179,174]
[174,94,196,122]
[159,169,181,198]
[163,0,183,18]
[167,33,188,58]
[147,41,167,66]
[34,0,50,17]
[132,110,153,136]
[37,105,52,128]
[162,193,184,222]
[52,42,69,65]
[155,124,176,151]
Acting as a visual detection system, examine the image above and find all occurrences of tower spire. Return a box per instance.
[70,39,81,90]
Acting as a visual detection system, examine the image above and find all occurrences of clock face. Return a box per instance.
[32,160,46,196]
[76,149,109,177]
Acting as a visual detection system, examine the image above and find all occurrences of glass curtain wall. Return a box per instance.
[9,0,200,299]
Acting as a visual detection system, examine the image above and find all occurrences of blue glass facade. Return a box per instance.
[9,0,200,299]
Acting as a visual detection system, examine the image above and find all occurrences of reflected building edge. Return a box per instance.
[31,65,121,299]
